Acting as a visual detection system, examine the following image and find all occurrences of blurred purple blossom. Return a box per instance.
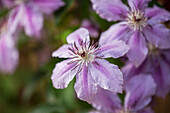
[122,46,170,98]
[91,0,170,67]
[51,28,129,103]
[90,75,156,113]
[81,19,99,38]
[0,34,19,74]
[2,0,65,37]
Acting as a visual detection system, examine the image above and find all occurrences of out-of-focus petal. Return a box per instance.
[0,35,19,73]
[146,6,170,24]
[97,40,129,58]
[143,24,170,49]
[74,64,97,103]
[127,30,148,67]
[128,0,151,10]
[90,59,123,93]
[21,5,43,37]
[92,86,122,113]
[52,44,73,58]
[124,75,156,111]
[152,57,170,98]
[51,59,78,89]
[91,0,129,21]
[30,0,65,14]
[1,0,16,8]
[66,28,90,45]
[99,22,131,45]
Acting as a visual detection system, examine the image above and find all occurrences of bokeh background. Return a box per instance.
[0,0,170,113]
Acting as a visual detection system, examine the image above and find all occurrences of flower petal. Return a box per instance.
[91,0,129,21]
[127,30,148,67]
[146,6,170,24]
[21,5,43,37]
[99,22,131,45]
[51,59,78,89]
[90,59,123,93]
[91,86,122,113]
[152,56,170,98]
[138,107,154,113]
[128,0,151,10]
[66,28,90,45]
[31,0,65,14]
[52,44,73,58]
[143,24,170,49]
[0,35,19,73]
[74,64,97,103]
[124,74,156,111]
[97,40,129,58]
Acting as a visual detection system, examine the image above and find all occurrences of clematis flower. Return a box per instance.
[91,0,170,67]
[122,45,170,98]
[51,28,129,103]
[0,34,19,74]
[2,0,65,37]
[90,75,156,113]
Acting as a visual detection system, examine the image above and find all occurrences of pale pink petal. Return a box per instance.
[52,44,73,58]
[66,28,90,44]
[124,75,156,111]
[30,0,65,14]
[97,40,129,58]
[143,24,170,49]
[146,6,170,24]
[127,30,148,67]
[99,22,131,45]
[51,59,78,89]
[74,64,97,103]
[91,0,129,21]
[90,59,123,93]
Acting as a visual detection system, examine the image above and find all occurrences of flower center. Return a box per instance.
[126,9,148,31]
[68,40,99,66]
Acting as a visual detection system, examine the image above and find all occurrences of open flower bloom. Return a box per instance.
[90,75,156,113]
[0,34,19,73]
[122,45,170,98]
[2,0,65,37]
[51,28,129,103]
[91,0,170,67]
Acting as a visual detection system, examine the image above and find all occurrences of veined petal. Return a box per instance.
[90,59,123,93]
[143,24,170,49]
[52,44,73,58]
[0,35,19,73]
[127,30,148,67]
[31,0,65,14]
[99,22,131,45]
[21,4,43,37]
[128,0,151,10]
[66,28,90,45]
[97,40,129,58]
[91,0,129,21]
[92,86,122,113]
[74,64,97,103]
[51,59,78,89]
[124,75,156,111]
[146,6,170,24]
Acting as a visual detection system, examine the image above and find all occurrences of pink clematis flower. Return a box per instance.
[51,28,129,103]
[90,75,156,113]
[2,0,65,37]
[91,0,170,67]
